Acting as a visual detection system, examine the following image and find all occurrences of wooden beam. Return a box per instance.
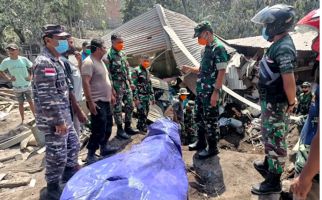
[0,130,32,150]
[0,177,31,188]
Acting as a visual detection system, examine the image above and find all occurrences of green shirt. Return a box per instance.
[265,34,296,74]
[131,65,154,101]
[0,56,33,89]
[196,37,229,94]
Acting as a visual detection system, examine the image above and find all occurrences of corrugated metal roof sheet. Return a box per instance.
[102,4,235,67]
[227,31,317,51]
[102,8,167,55]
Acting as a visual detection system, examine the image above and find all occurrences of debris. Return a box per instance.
[0,173,6,181]
[0,96,17,102]
[0,177,31,188]
[0,91,16,99]
[0,130,32,150]
[147,104,164,122]
[0,111,9,121]
[0,88,14,94]
[29,179,36,187]
[0,153,23,163]
[0,172,31,188]
[27,146,46,160]
[20,134,35,151]
[27,135,38,147]
[30,124,45,147]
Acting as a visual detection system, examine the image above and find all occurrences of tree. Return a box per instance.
[121,0,319,39]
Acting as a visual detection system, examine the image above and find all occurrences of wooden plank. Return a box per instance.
[5,102,15,113]
[0,96,17,102]
[0,88,14,94]
[20,134,33,150]
[0,154,18,162]
[0,177,31,188]
[0,173,6,181]
[29,179,36,187]
[0,91,15,98]
[0,130,32,150]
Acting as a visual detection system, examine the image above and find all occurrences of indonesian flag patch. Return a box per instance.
[44,68,57,77]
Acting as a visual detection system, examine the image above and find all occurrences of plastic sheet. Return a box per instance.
[61,118,188,200]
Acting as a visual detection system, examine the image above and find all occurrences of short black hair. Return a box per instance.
[82,41,89,47]
[111,33,122,41]
[90,38,104,53]
[42,34,53,45]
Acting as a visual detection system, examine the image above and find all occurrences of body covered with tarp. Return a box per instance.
[61,118,188,200]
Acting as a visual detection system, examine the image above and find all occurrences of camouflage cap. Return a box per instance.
[193,21,213,38]
[6,43,19,50]
[302,81,311,87]
[42,24,70,37]
[188,100,195,106]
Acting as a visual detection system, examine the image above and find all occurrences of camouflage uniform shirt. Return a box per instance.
[32,48,72,129]
[131,65,155,102]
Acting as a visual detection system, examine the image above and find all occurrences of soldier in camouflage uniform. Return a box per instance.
[184,100,197,145]
[296,82,313,115]
[251,5,297,195]
[131,55,155,132]
[172,88,190,144]
[33,25,80,200]
[181,21,229,159]
[106,33,139,139]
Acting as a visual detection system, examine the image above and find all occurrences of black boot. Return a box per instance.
[116,124,131,139]
[188,129,206,151]
[62,165,80,184]
[86,149,98,164]
[46,182,62,200]
[253,156,269,178]
[124,122,139,135]
[100,145,119,157]
[198,134,219,159]
[219,126,229,139]
[251,173,282,195]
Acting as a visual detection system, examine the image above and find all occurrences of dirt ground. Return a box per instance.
[0,110,300,200]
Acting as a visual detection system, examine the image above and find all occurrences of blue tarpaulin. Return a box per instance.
[61,118,188,200]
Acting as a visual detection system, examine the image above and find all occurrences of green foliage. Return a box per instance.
[121,0,319,39]
[0,0,108,52]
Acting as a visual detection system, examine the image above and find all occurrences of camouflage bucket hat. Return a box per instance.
[193,21,213,38]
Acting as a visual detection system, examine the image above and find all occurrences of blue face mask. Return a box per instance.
[55,40,69,54]
[262,27,269,41]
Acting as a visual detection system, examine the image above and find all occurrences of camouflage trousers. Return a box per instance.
[137,100,149,130]
[261,100,289,174]
[113,87,134,125]
[194,93,219,139]
[183,124,196,144]
[37,115,80,184]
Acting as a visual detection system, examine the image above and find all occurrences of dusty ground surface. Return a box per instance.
[0,109,300,200]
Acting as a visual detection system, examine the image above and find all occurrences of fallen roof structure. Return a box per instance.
[102,4,234,78]
[227,31,316,52]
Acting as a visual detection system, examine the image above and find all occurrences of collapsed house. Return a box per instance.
[100,4,316,111]
[227,31,318,82]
